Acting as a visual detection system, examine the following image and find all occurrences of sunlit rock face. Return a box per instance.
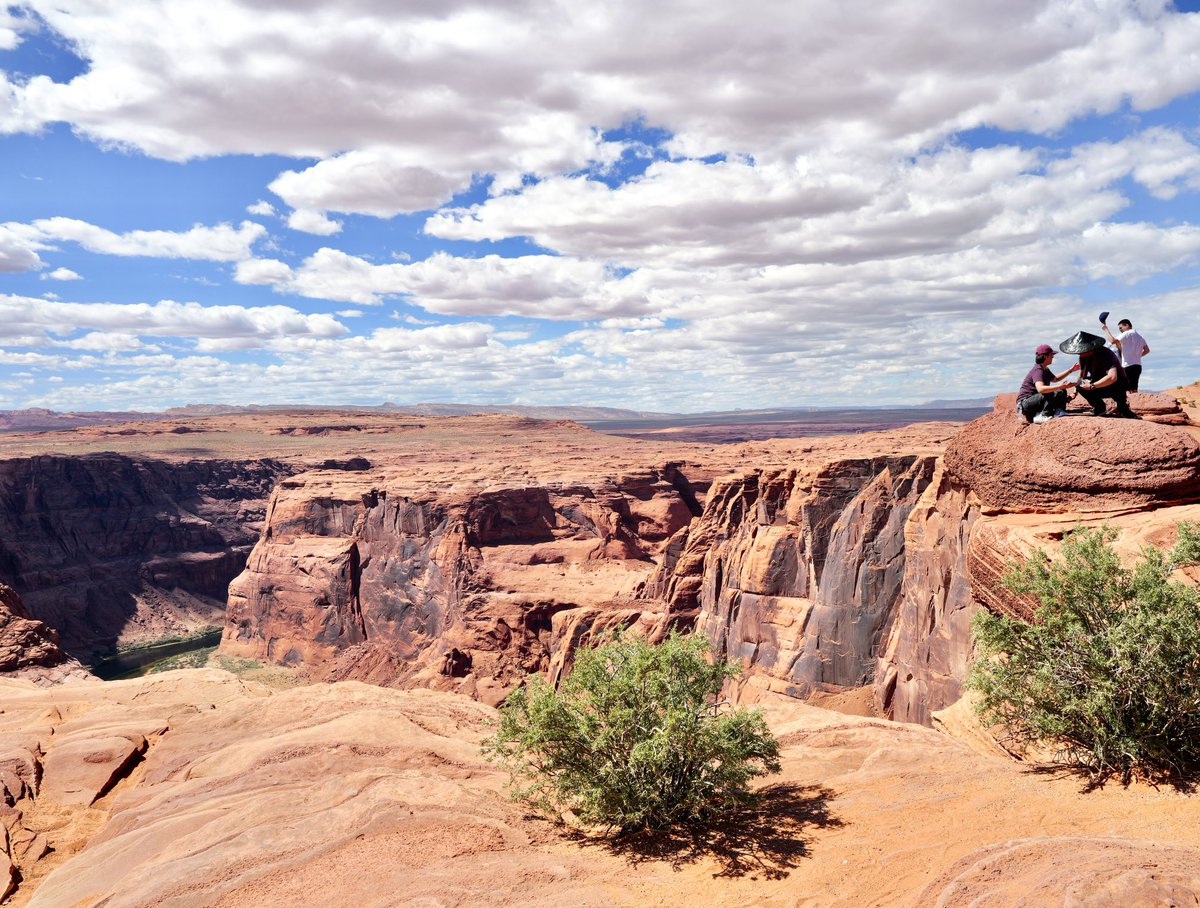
[651,389,1200,725]
[641,455,938,702]
[875,390,1200,724]
[946,399,1200,514]
[0,583,71,674]
[6,397,1193,731]
[222,465,702,704]
[7,668,1200,906]
[214,388,1200,726]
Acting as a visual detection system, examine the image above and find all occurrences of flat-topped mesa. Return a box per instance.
[222,464,701,703]
[876,387,1200,725]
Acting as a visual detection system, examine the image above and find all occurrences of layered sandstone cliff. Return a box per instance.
[212,392,1200,724]
[0,454,293,660]
[627,389,1200,724]
[7,394,1195,733]
[0,583,91,686]
[216,415,967,705]
[638,455,937,701]
[874,389,1200,723]
[222,465,701,702]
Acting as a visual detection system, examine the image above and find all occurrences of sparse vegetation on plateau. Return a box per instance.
[968,523,1200,785]
[484,631,781,835]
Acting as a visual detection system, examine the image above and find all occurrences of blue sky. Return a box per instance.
[2,0,1200,412]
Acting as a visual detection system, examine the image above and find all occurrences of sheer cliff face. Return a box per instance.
[223,465,701,702]
[637,392,1200,724]
[640,456,937,702]
[0,454,293,658]
[875,393,1200,724]
[873,465,980,725]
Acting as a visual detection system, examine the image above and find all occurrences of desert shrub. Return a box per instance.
[483,631,781,834]
[968,522,1200,784]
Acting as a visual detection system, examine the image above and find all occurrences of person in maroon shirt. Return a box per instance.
[1016,343,1079,424]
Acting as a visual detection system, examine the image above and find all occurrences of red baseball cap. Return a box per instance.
[1035,344,1053,355]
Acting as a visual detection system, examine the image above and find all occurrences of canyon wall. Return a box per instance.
[876,392,1200,723]
[5,393,1196,728]
[632,391,1200,723]
[639,455,937,701]
[222,464,701,703]
[218,393,1200,723]
[0,454,293,659]
[222,449,959,711]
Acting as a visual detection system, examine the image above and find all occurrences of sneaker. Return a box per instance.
[1115,407,1140,420]
[1032,411,1053,424]
[1051,409,1069,418]
[1088,408,1107,417]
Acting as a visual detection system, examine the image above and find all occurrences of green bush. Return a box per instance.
[484,631,781,834]
[968,522,1200,784]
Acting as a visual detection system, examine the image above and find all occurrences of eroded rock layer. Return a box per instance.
[0,454,293,659]
[4,393,1197,732]
[642,455,937,701]
[4,672,1200,907]
[0,583,74,679]
[946,399,1200,513]
[222,466,701,702]
[875,389,1200,723]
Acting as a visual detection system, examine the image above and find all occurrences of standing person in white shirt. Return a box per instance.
[1100,315,1150,391]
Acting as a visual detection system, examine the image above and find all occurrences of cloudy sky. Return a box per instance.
[2,0,1200,412]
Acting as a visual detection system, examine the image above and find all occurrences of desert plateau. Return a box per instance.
[0,387,1198,906]
[9,3,1200,905]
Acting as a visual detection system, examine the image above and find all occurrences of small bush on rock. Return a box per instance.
[968,523,1200,785]
[483,631,781,834]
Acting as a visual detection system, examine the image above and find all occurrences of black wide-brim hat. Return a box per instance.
[1059,330,1107,354]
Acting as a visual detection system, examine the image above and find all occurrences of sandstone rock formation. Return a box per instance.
[4,670,1200,906]
[0,583,92,689]
[0,454,292,660]
[214,414,962,704]
[0,584,64,672]
[947,396,1200,513]
[222,465,703,703]
[3,392,1195,734]
[874,389,1200,723]
[638,455,937,702]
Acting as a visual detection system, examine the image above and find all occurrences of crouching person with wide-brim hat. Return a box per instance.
[1016,343,1079,424]
[1060,331,1138,419]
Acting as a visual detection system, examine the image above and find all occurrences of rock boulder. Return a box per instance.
[945,408,1200,513]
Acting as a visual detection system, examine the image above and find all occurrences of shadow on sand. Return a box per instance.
[565,783,842,880]
[1021,760,1199,795]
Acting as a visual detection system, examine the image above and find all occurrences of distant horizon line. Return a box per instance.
[2,398,997,415]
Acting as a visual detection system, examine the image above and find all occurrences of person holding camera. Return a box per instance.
[1100,312,1150,391]
[1016,343,1079,424]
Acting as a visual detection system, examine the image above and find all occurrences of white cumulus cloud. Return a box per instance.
[3,218,266,261]
[41,267,82,280]
[286,209,342,235]
[0,294,349,343]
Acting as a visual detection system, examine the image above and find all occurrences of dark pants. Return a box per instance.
[1079,384,1133,416]
[1125,364,1142,391]
[1017,390,1067,421]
